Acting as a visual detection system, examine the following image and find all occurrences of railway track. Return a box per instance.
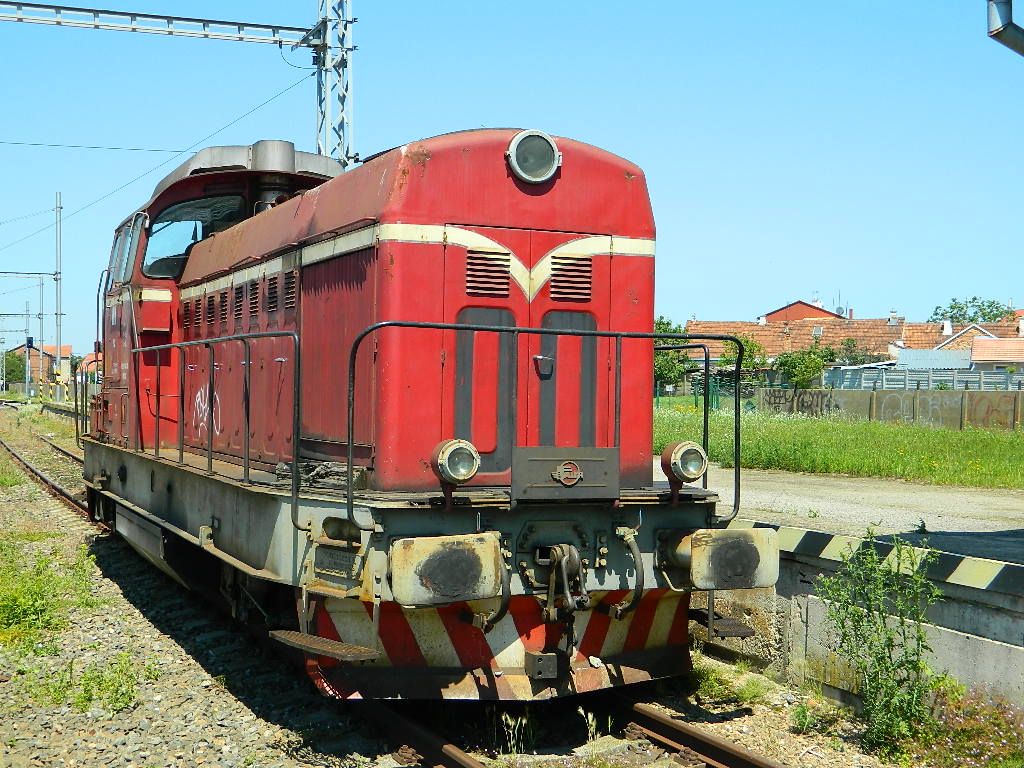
[0,417,789,768]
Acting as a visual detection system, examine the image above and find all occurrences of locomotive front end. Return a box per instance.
[300,129,780,699]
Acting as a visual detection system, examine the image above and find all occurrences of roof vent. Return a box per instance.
[550,254,592,301]
[465,251,511,297]
[941,319,953,336]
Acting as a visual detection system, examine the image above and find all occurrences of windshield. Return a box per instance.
[142,195,245,279]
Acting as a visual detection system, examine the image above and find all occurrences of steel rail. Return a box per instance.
[35,433,84,464]
[361,702,485,768]
[626,701,787,768]
[0,434,89,515]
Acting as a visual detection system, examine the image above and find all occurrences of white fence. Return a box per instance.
[824,368,1024,391]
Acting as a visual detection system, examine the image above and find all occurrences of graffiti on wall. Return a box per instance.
[760,388,840,416]
[757,388,1021,430]
[192,384,222,437]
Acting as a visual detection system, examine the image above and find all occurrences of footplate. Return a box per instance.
[269,630,379,661]
[688,609,755,639]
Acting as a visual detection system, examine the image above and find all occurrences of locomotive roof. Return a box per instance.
[149,140,341,201]
[178,128,654,287]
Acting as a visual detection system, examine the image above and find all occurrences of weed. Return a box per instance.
[807,509,820,519]
[733,658,752,674]
[916,518,929,534]
[733,675,772,704]
[74,653,138,713]
[912,686,1024,768]
[142,661,161,682]
[816,529,942,757]
[691,660,730,701]
[791,702,818,733]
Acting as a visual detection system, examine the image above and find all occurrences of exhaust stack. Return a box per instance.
[990,0,1024,56]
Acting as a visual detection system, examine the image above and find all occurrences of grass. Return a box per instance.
[0,456,24,488]
[654,406,1024,489]
[0,535,100,651]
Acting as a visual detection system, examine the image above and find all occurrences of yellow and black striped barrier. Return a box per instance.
[726,518,1024,597]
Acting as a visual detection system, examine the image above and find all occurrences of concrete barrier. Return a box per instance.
[697,520,1024,703]
[757,387,1024,430]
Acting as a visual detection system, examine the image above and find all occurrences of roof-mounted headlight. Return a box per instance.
[661,441,708,484]
[431,439,481,485]
[506,129,562,184]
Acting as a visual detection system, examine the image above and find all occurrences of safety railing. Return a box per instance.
[73,358,102,448]
[344,322,744,528]
[130,331,305,531]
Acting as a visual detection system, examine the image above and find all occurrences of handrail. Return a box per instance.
[655,343,711,490]
[131,330,306,532]
[345,321,744,527]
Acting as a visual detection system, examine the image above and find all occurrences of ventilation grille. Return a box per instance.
[193,299,201,328]
[182,301,191,327]
[206,295,215,324]
[266,275,279,312]
[465,251,511,297]
[283,271,297,309]
[249,281,259,316]
[550,255,592,302]
[219,290,228,324]
[233,285,243,320]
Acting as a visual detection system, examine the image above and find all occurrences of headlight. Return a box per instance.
[506,129,562,184]
[661,441,708,484]
[431,439,481,485]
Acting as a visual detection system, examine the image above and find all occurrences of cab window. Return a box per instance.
[142,196,246,279]
[106,228,127,292]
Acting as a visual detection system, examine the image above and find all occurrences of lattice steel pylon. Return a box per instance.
[0,1,356,166]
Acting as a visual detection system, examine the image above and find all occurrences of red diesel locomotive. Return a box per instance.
[81,129,778,700]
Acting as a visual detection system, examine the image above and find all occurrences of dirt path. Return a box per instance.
[703,464,1024,564]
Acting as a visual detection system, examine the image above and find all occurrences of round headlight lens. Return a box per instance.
[506,129,561,184]
[661,441,708,484]
[432,439,481,485]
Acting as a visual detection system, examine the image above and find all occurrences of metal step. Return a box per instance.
[269,630,379,661]
[688,609,755,639]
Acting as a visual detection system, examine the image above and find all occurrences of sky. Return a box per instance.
[0,1,1021,355]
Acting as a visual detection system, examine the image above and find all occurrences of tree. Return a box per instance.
[719,334,768,371]
[4,350,26,385]
[927,297,1014,324]
[828,337,887,367]
[653,315,694,384]
[774,343,827,388]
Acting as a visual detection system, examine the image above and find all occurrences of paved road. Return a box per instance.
[657,461,1024,564]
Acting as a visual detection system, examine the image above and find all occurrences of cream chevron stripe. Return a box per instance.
[176,223,655,304]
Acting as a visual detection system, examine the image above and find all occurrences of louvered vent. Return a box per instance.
[193,299,201,328]
[266,275,279,312]
[206,295,215,324]
[550,255,592,301]
[233,285,243,320]
[182,301,191,327]
[219,290,228,323]
[283,271,297,309]
[249,281,259,316]
[465,251,511,297]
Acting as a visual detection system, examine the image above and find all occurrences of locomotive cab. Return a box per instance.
[82,130,778,701]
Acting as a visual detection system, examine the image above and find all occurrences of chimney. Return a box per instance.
[757,315,767,326]
[1018,316,1024,337]
[942,319,953,336]
[887,309,899,327]
[848,307,854,320]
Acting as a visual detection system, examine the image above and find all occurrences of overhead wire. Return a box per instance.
[0,206,54,226]
[0,71,315,256]
[0,140,185,153]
